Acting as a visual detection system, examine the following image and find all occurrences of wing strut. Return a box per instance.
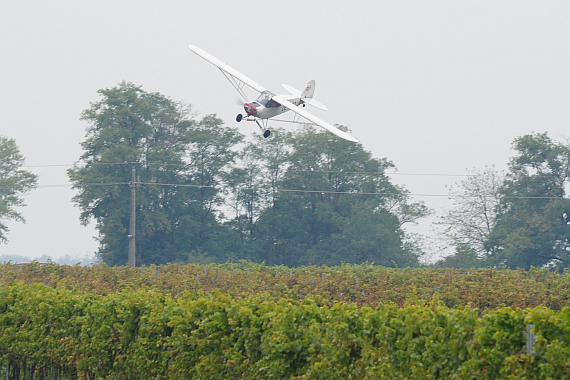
[220,69,248,102]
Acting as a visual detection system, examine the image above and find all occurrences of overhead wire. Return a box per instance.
[14,162,565,199]
[10,180,569,200]
[22,162,486,178]
[21,161,479,175]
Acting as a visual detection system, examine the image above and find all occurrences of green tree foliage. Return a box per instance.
[0,136,38,243]
[225,129,291,261]
[70,83,428,267]
[487,132,570,269]
[68,82,243,265]
[434,244,486,269]
[228,126,430,267]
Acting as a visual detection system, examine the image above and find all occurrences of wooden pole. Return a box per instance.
[128,163,136,267]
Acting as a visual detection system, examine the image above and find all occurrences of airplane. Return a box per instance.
[188,45,358,143]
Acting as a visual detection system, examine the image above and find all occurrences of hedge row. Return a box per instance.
[1,282,570,379]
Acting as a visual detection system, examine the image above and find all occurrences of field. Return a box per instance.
[1,263,570,379]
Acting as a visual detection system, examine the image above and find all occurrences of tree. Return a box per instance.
[225,128,291,262]
[242,126,430,267]
[0,136,38,243]
[438,166,503,258]
[434,244,486,268]
[486,132,570,269]
[184,114,244,233]
[68,82,243,265]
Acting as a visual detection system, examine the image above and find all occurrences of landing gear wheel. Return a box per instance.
[236,114,243,122]
[263,130,271,138]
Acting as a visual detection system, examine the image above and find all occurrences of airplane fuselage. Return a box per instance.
[244,91,303,120]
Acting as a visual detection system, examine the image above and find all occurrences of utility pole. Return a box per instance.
[128,163,136,267]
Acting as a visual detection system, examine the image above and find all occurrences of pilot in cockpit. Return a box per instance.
[257,91,274,107]
[267,99,279,108]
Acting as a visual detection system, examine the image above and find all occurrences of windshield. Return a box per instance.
[256,91,275,107]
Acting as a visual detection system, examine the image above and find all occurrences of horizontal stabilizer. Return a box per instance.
[302,98,328,111]
[283,83,327,110]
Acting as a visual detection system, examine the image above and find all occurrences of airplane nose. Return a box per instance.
[244,103,257,116]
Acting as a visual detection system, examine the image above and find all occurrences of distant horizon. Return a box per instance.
[0,252,97,266]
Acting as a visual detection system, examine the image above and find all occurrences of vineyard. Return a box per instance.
[2,262,570,310]
[1,263,570,379]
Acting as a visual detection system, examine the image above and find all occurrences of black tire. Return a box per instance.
[263,130,271,138]
[236,114,243,122]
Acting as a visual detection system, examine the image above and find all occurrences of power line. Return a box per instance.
[388,172,471,177]
[19,162,483,178]
[34,182,129,189]
[14,181,570,200]
[11,162,570,199]
[23,163,130,168]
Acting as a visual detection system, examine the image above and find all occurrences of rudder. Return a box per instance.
[301,80,315,99]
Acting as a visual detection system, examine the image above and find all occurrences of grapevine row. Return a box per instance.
[0,282,569,379]
[1,262,569,310]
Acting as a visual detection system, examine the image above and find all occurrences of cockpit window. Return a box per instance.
[266,99,280,108]
[256,91,275,107]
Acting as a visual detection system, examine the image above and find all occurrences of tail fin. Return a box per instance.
[301,80,315,99]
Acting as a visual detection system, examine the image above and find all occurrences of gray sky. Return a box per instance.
[1,1,569,261]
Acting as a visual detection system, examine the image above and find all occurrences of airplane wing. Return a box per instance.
[283,84,328,111]
[189,45,267,93]
[282,84,301,96]
[271,94,359,142]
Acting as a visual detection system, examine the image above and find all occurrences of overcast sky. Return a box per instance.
[1,1,569,262]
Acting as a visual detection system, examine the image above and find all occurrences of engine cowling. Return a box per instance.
[244,103,258,116]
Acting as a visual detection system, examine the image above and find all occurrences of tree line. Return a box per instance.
[67,82,428,267]
[3,81,569,270]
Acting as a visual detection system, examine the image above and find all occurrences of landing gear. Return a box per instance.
[255,119,271,138]
[236,114,243,122]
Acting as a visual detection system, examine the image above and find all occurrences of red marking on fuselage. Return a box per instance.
[244,103,257,116]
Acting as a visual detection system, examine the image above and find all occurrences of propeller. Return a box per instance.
[235,98,247,123]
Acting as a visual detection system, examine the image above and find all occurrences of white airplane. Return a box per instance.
[188,45,358,143]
